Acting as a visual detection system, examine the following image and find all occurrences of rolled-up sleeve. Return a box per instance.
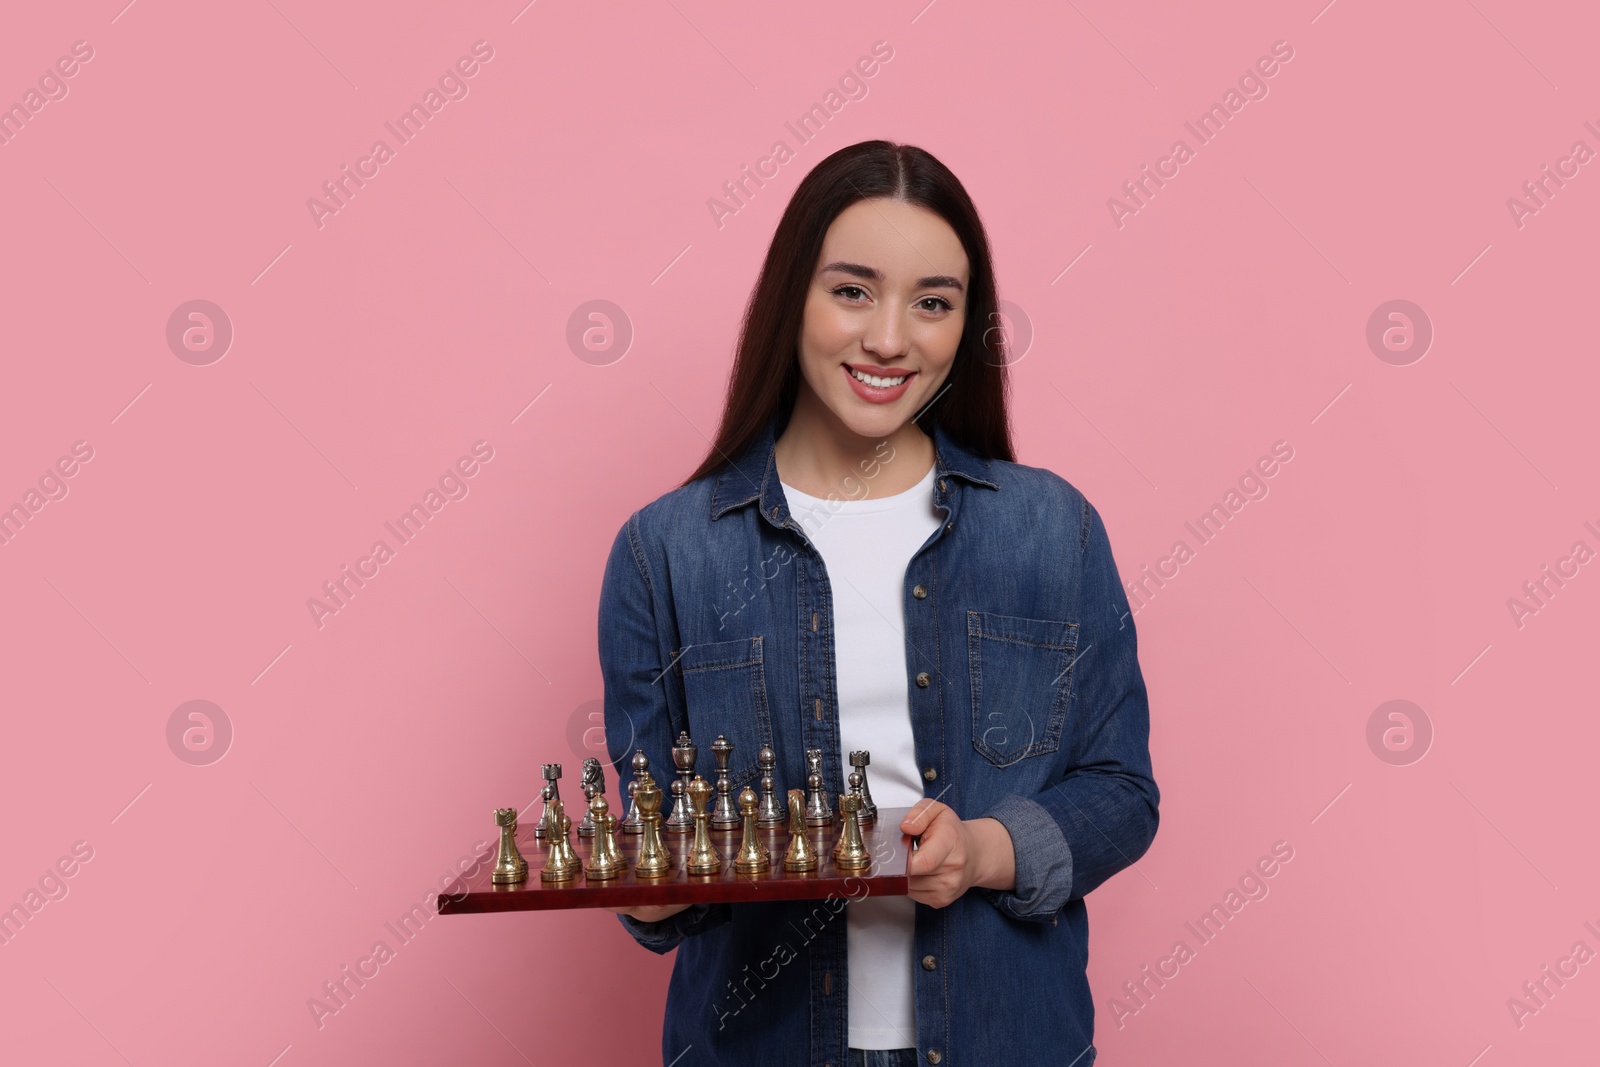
[617,902,733,954]
[980,501,1160,921]
[597,511,732,951]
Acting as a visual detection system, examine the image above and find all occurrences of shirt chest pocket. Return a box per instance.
[674,636,774,790]
[967,611,1079,768]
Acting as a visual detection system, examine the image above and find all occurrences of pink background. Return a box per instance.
[2,0,1596,1063]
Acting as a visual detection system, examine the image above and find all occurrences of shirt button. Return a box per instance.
[915,672,930,687]
[912,584,927,599]
[928,1051,943,1064]
[938,479,947,492]
[921,954,937,970]
[923,766,937,781]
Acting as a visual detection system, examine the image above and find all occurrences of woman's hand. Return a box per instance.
[604,902,694,923]
[900,799,1016,908]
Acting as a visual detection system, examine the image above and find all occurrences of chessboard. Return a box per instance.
[437,805,915,915]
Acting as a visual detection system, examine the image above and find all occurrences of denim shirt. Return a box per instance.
[597,406,1159,1067]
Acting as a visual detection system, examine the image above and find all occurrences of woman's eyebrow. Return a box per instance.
[819,260,965,292]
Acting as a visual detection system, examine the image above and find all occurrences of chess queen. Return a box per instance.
[597,140,1158,1067]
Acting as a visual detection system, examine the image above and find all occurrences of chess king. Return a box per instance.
[595,140,1159,1066]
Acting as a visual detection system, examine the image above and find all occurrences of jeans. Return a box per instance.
[847,1050,918,1067]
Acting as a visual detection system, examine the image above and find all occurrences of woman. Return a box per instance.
[598,140,1158,1067]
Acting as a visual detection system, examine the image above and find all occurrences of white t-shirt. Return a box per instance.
[780,461,941,1050]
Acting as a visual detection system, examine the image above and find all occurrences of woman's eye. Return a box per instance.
[919,296,954,312]
[833,285,868,301]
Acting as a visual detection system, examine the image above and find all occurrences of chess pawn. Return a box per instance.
[686,775,721,875]
[667,731,697,833]
[782,789,817,873]
[577,756,603,838]
[846,769,871,830]
[756,745,784,828]
[533,782,551,840]
[667,778,692,836]
[491,807,528,884]
[733,787,770,875]
[622,750,648,835]
[832,792,871,872]
[849,750,878,822]
[540,794,581,882]
[804,748,833,827]
[710,735,739,831]
[585,793,624,880]
[633,768,673,878]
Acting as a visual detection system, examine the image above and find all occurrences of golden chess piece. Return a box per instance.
[633,767,673,879]
[585,793,624,881]
[540,792,581,883]
[832,791,870,872]
[686,775,721,875]
[733,786,770,875]
[782,789,817,873]
[491,807,528,884]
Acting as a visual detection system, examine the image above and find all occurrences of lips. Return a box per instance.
[841,362,916,404]
[846,363,913,384]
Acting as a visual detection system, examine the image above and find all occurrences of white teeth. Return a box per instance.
[849,367,908,388]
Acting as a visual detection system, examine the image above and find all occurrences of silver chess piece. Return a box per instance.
[756,745,784,828]
[577,756,604,838]
[804,748,832,827]
[710,734,739,831]
[848,750,877,822]
[667,730,697,833]
[622,750,648,834]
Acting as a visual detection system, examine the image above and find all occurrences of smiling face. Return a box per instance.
[793,197,970,443]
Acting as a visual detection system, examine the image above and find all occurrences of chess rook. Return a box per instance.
[832,792,870,872]
[491,807,528,884]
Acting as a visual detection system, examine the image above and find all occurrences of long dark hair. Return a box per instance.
[679,140,1015,488]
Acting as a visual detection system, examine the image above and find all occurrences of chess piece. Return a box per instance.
[540,791,581,882]
[782,789,817,872]
[535,763,565,840]
[846,769,864,818]
[533,781,551,839]
[633,766,672,878]
[804,748,833,827]
[832,792,871,872]
[710,735,739,830]
[756,745,784,828]
[491,807,528,884]
[849,750,877,822]
[667,730,697,833]
[733,787,770,875]
[686,775,721,875]
[585,793,624,880]
[622,750,648,834]
[577,757,604,838]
